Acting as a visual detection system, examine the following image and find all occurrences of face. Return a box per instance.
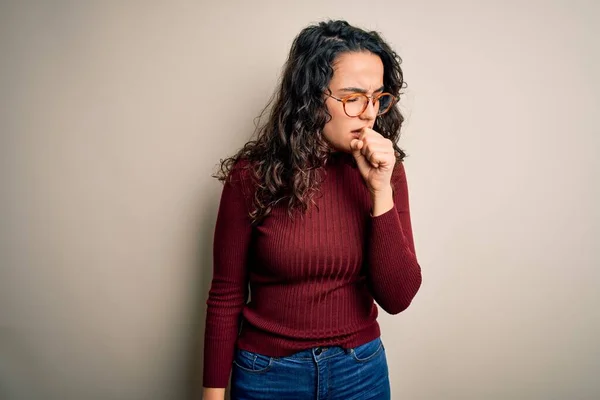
[322,51,385,153]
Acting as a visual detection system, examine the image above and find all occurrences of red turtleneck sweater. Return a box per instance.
[203,153,422,388]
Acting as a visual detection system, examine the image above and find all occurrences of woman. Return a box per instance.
[202,20,422,400]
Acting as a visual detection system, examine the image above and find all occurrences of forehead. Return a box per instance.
[330,51,384,90]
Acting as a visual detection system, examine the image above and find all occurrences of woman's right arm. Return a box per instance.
[202,387,226,400]
[202,162,253,393]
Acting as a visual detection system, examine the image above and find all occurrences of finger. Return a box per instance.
[360,126,384,141]
[362,146,377,167]
[350,138,363,153]
[351,139,371,171]
[361,143,390,164]
[361,144,379,168]
[371,153,385,167]
[366,145,395,167]
[370,152,394,169]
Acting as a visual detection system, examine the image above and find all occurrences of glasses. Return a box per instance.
[325,91,399,117]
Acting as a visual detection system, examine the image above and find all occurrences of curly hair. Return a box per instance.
[214,19,407,225]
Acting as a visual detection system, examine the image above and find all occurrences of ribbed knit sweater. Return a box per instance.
[203,152,422,388]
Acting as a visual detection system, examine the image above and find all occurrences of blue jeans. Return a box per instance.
[231,337,390,400]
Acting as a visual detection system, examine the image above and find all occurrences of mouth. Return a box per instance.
[351,126,369,136]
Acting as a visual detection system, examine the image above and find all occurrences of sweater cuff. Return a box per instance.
[370,204,397,220]
[370,204,405,243]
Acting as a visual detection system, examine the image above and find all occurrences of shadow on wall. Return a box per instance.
[181,183,225,400]
[180,60,276,400]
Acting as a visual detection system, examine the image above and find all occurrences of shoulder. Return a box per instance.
[228,158,254,184]
[224,158,257,204]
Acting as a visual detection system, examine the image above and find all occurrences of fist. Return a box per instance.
[350,127,396,194]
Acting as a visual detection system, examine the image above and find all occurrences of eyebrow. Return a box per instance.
[339,85,385,94]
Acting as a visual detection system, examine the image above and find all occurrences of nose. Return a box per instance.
[360,98,377,121]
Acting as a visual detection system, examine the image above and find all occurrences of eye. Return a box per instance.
[344,93,364,103]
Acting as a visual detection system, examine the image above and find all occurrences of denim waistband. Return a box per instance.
[275,346,346,361]
[273,337,380,361]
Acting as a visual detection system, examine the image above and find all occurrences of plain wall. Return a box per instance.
[1,1,598,399]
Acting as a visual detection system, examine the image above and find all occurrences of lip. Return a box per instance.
[351,126,370,136]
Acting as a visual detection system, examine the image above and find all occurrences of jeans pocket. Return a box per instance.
[351,337,384,363]
[233,349,273,373]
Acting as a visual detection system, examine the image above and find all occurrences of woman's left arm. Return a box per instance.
[366,161,422,315]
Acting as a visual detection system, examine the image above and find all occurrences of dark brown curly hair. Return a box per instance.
[214,20,407,225]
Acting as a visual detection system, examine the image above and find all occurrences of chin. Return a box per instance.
[342,144,354,154]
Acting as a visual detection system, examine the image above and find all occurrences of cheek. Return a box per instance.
[323,107,349,138]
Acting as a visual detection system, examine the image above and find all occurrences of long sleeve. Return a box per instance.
[366,161,422,315]
[203,164,253,388]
